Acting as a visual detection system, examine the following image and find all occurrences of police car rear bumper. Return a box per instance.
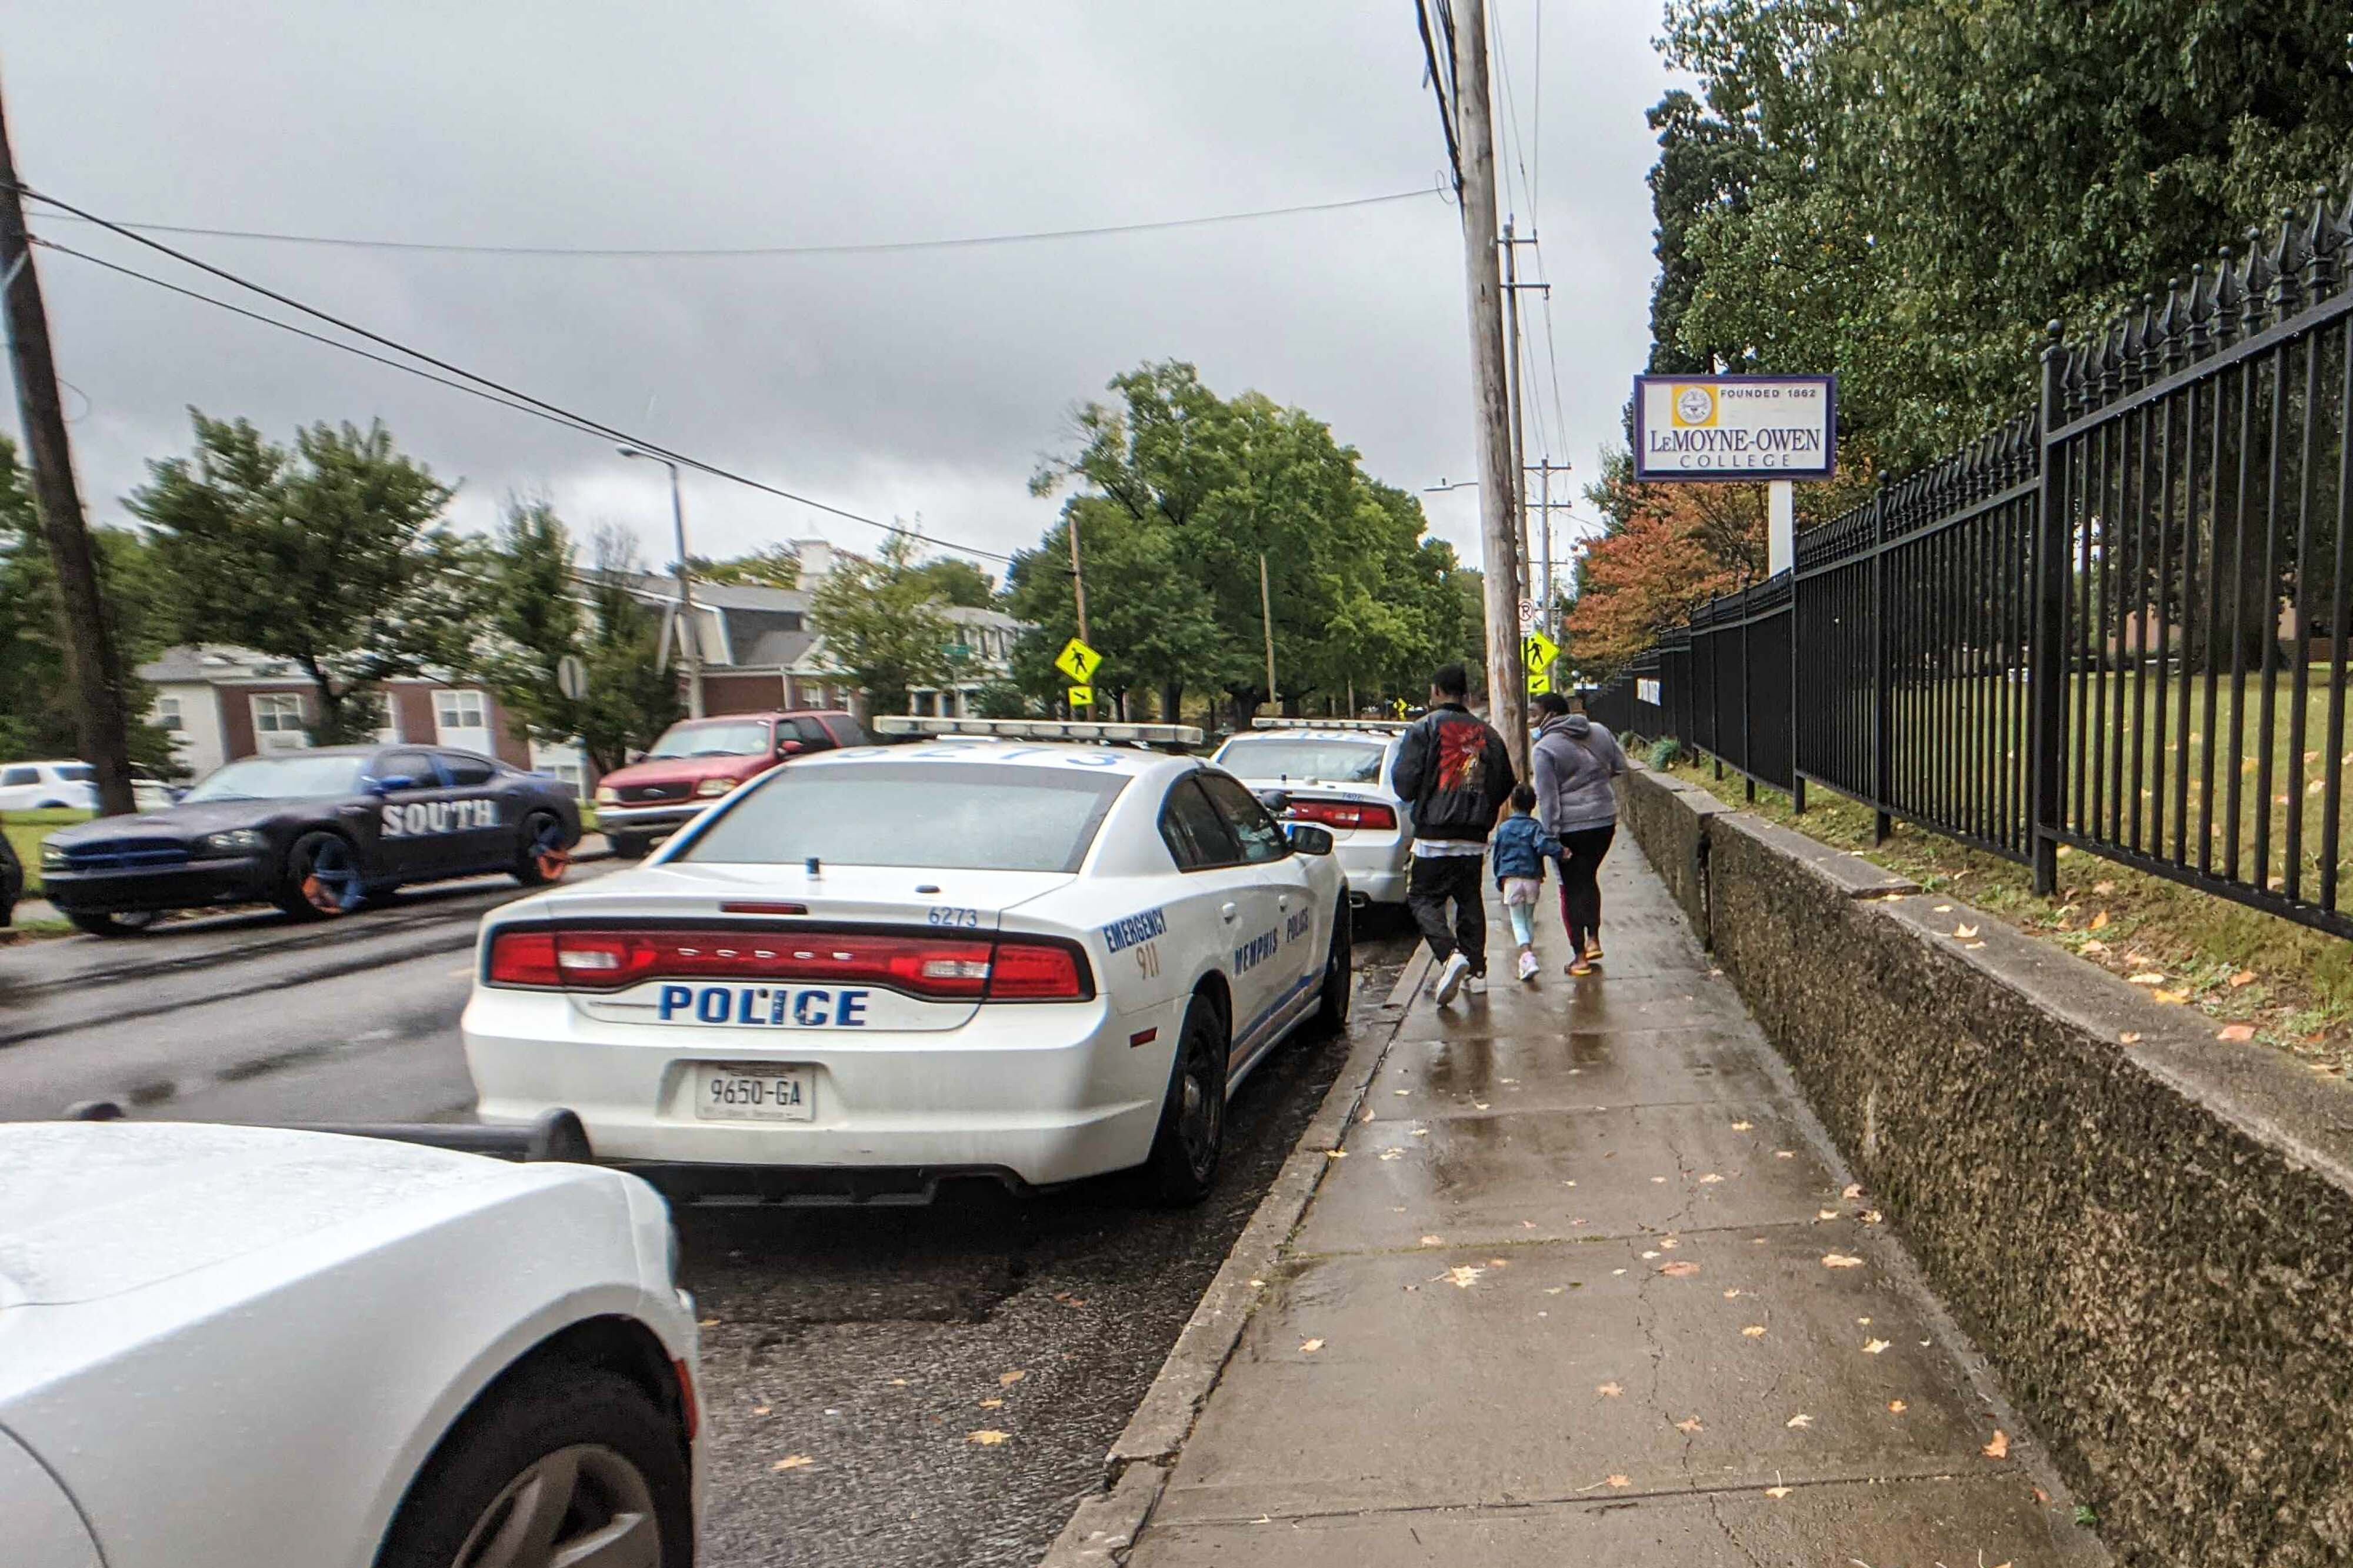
[462,988,1176,1189]
[1337,838,1409,905]
[41,856,272,913]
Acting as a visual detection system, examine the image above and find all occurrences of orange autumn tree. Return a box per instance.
[1565,485,1752,673]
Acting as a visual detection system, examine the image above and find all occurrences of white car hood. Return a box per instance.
[0,1124,530,1309]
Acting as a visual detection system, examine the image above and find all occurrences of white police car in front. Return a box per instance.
[462,719,1352,1203]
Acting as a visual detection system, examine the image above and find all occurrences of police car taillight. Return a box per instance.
[1287,799,1398,830]
[485,926,1095,1002]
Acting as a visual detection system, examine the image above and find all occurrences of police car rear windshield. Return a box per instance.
[646,719,771,759]
[1215,737,1385,783]
[680,762,1127,874]
[184,755,368,802]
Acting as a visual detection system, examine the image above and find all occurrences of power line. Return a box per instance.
[16,183,1016,564]
[1414,0,1464,192]
[30,188,1444,260]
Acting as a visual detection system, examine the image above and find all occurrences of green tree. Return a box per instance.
[1653,0,2353,467]
[1029,361,1470,721]
[128,415,469,744]
[472,496,588,752]
[906,556,998,609]
[688,545,801,589]
[808,528,956,718]
[1005,499,1222,719]
[0,438,182,771]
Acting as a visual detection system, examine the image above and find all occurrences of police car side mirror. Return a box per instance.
[1285,823,1334,856]
[368,773,418,795]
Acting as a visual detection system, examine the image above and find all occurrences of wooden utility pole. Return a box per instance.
[1258,552,1278,710]
[0,78,135,816]
[1527,459,1572,638]
[1447,0,1527,772]
[1501,220,1528,607]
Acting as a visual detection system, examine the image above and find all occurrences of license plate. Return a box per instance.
[692,1064,815,1122]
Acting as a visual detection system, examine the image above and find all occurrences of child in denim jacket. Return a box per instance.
[1490,783,1561,982]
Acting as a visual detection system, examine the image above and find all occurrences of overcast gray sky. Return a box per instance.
[4,2,1671,585]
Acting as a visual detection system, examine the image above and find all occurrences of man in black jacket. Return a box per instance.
[1389,662,1517,1002]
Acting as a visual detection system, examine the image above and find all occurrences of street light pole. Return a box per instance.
[619,448,703,719]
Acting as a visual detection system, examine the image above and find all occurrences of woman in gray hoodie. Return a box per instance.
[1529,692,1628,976]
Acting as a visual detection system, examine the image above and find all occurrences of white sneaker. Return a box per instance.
[1517,949,1540,982]
[1431,951,1471,1003]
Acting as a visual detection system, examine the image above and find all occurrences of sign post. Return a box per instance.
[1054,638,1102,710]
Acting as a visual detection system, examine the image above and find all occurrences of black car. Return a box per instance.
[0,824,21,928]
[39,745,582,937]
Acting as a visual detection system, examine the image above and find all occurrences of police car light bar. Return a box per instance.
[1249,718,1411,732]
[874,715,1205,746]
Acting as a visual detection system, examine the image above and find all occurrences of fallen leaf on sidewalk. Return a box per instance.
[1763,1486,1792,1499]
[1698,1172,1724,1183]
[2152,989,2188,1005]
[1675,1417,1705,1433]
[1641,1250,1661,1260]
[1862,1339,1890,1355]
[1597,1382,1623,1398]
[1841,1184,1863,1198]
[1051,1292,1088,1309]
[1888,1400,1907,1414]
[2218,1024,2257,1042]
[888,1378,910,1387]
[1983,1429,2011,1459]
[1862,1209,1883,1223]
[1360,1108,1375,1122]
[1742,1325,1768,1337]
[1420,1235,1445,1246]
[979,1398,1004,1409]
[1821,1253,1864,1269]
[2119,1031,2142,1044]
[1444,1265,1485,1289]
[773,1454,814,1472]
[1731,1120,1754,1131]
[1378,1149,1403,1161]
[1774,1150,1796,1160]
[1651,1176,1668,1184]
[966,1430,1011,1446]
[1411,1128,1430,1137]
[1817,1208,1839,1220]
[1488,1259,1510,1268]
[1723,1289,1745,1299]
[754,1405,771,1415]
[1394,1089,1409,1096]
[1325,1150,1348,1159]
[2228,969,2258,988]
[1933,905,1952,913]
[1785,1413,1813,1429]
[1606,1474,1631,1489]
[1953,925,1978,939]
[2129,972,2166,985]
[1658,1237,1681,1249]
[1298,1339,1324,1354]
[999,1370,1026,1387]
[1659,1260,1701,1277]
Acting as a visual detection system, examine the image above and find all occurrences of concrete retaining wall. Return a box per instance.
[1617,762,2353,1567]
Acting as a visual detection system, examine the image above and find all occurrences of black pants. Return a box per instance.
[1557,823,1616,955]
[1407,852,1488,975]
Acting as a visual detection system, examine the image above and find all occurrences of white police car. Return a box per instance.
[1211,720,1413,908]
[463,718,1352,1204]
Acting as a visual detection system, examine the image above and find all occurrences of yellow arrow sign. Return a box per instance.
[1522,630,1560,672]
[1055,638,1103,683]
[1067,684,1095,709]
[1527,667,1552,697]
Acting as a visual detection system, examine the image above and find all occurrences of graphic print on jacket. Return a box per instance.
[1437,721,1488,793]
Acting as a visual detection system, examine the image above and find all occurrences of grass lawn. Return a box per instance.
[1,807,91,896]
[1653,746,2353,1085]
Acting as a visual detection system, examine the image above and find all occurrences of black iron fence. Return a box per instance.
[1589,189,2353,939]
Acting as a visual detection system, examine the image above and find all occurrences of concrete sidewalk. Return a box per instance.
[1122,849,2109,1564]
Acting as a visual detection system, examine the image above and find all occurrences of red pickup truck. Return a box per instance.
[591,710,868,857]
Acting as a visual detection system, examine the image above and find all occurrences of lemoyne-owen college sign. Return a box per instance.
[1632,375,1837,483]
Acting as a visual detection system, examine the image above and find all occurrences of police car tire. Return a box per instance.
[373,1363,692,1568]
[1312,897,1352,1033]
[275,830,356,921]
[1143,993,1227,1206]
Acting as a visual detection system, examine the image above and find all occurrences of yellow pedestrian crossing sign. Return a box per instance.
[1067,684,1095,709]
[1522,630,1560,673]
[1055,638,1102,683]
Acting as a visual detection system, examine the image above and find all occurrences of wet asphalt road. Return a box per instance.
[0,882,1415,1567]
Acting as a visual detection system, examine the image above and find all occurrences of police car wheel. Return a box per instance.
[514,810,572,886]
[277,830,362,921]
[1312,896,1352,1033]
[1144,993,1227,1206]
